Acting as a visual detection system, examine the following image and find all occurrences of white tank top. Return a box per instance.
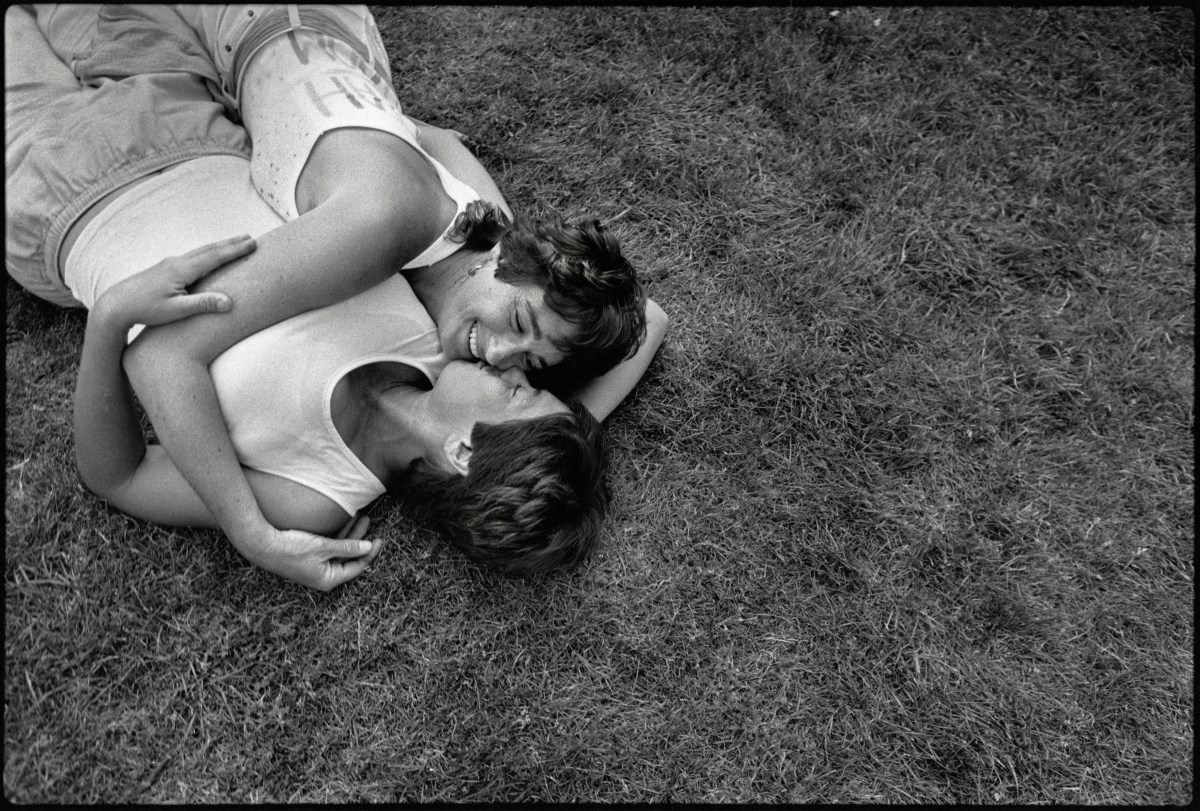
[236,26,482,268]
[211,273,449,515]
[62,148,470,513]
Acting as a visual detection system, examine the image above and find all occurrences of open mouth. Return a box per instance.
[468,321,480,360]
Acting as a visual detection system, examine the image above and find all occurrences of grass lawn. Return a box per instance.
[5,5,1193,803]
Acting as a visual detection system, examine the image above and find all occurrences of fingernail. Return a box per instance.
[359,541,372,554]
[215,297,232,312]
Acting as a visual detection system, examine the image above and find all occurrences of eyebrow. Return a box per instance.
[524,301,543,340]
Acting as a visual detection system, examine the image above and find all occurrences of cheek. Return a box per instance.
[463,391,500,422]
[479,301,512,337]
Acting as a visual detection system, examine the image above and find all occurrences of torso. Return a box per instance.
[209,270,447,518]
[58,168,172,276]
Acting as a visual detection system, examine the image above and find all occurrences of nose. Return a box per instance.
[484,334,527,370]
[500,367,530,387]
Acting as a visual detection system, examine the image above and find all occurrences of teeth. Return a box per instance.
[469,323,479,359]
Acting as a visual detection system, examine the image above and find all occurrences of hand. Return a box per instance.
[409,115,469,145]
[96,235,255,329]
[252,525,385,592]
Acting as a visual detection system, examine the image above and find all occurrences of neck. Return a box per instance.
[407,247,481,324]
[356,378,446,483]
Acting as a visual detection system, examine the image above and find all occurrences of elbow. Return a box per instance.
[75,459,103,500]
[120,335,158,391]
[74,455,120,506]
[644,298,669,347]
[647,298,669,330]
[122,329,199,391]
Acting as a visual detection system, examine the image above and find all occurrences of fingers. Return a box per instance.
[324,538,386,589]
[174,293,232,319]
[280,530,385,591]
[328,556,373,588]
[183,234,256,258]
[324,538,381,564]
[364,536,385,564]
[179,235,257,283]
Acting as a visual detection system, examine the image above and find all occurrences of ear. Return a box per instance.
[442,434,472,477]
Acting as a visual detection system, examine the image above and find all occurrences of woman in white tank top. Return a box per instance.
[73,234,612,583]
[13,4,667,589]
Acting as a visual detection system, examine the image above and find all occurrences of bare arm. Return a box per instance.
[75,239,248,503]
[76,238,382,588]
[122,133,438,570]
[567,298,669,422]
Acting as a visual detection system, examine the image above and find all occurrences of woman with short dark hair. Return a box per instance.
[6,4,667,588]
[75,237,610,582]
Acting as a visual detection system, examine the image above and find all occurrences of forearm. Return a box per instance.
[73,301,150,497]
[66,233,383,591]
[119,205,407,560]
[569,298,669,422]
[125,340,269,554]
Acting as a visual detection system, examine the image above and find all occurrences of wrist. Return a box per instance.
[227,513,278,562]
[91,294,134,335]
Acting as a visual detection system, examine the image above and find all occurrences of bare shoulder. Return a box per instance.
[298,128,455,227]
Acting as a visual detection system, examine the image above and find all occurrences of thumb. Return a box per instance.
[179,293,232,317]
[341,539,375,558]
[327,538,380,563]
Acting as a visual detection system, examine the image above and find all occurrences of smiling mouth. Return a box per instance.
[468,322,480,360]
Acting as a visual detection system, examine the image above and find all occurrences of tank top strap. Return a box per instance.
[390,123,481,270]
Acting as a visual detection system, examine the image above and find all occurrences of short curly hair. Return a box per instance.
[498,215,647,392]
[444,202,647,392]
[391,401,609,575]
[445,199,511,251]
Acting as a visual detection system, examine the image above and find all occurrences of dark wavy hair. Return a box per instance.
[445,198,511,251]
[498,215,647,392]
[390,401,609,575]
[445,202,647,392]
